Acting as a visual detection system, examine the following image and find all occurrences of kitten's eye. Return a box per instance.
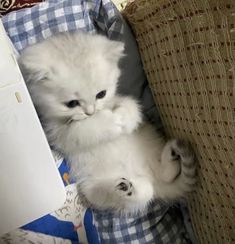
[65,100,80,108]
[96,90,106,99]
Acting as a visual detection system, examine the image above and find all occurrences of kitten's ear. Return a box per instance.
[106,41,125,63]
[18,45,51,84]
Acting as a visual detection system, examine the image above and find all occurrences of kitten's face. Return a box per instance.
[20,33,124,124]
[29,55,119,123]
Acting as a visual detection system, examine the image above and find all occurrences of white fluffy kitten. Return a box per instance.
[19,32,196,213]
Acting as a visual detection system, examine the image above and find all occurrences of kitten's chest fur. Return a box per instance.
[74,124,163,181]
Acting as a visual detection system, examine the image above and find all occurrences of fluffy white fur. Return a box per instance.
[19,32,196,213]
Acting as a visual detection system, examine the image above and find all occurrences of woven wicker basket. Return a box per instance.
[123,0,235,243]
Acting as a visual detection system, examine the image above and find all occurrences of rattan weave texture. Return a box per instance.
[123,0,235,243]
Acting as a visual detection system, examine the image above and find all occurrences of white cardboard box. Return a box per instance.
[0,20,66,236]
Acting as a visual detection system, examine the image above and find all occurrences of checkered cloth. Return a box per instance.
[2,0,123,52]
[93,202,191,244]
[1,0,193,243]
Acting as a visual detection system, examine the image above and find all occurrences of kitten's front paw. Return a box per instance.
[98,109,123,138]
[113,106,141,134]
[161,139,197,191]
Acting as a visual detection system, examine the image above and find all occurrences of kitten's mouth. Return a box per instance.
[66,118,80,124]
[66,116,87,124]
[66,118,74,125]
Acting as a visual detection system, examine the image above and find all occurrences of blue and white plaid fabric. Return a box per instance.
[93,202,191,243]
[2,0,123,52]
[1,0,193,243]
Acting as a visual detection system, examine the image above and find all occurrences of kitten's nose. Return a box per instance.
[85,106,95,116]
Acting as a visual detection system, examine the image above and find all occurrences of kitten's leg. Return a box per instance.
[59,96,141,151]
[112,96,142,134]
[65,109,124,150]
[157,139,197,199]
[80,177,154,212]
[66,95,142,150]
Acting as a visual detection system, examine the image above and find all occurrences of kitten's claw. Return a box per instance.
[115,178,133,197]
[171,148,180,161]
